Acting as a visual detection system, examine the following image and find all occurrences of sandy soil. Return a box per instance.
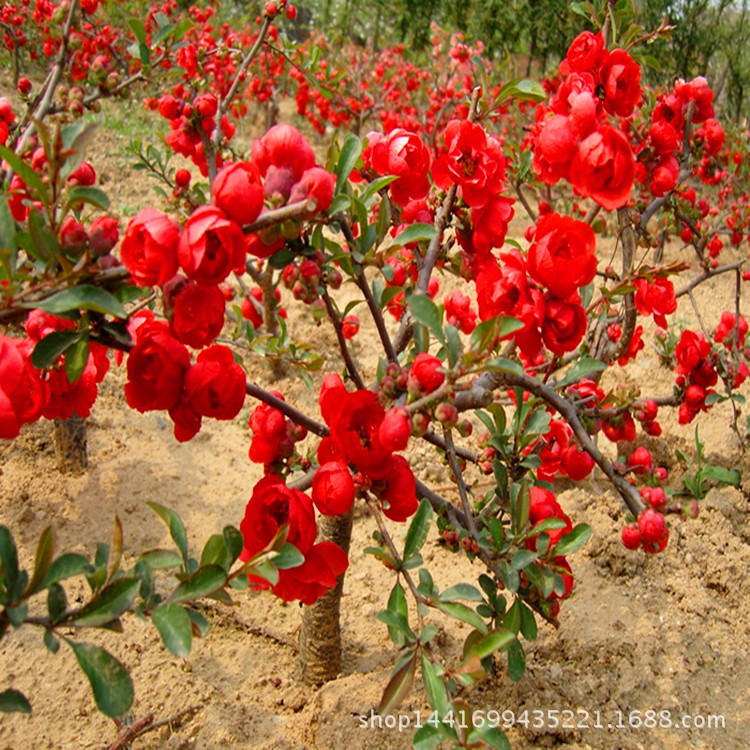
[1,106,750,750]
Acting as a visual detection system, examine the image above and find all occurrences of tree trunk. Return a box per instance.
[299,507,354,685]
[53,414,88,474]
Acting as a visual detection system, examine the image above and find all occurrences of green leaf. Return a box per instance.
[170,564,226,604]
[413,722,445,750]
[466,628,514,660]
[559,357,607,387]
[31,331,83,370]
[0,689,31,714]
[403,499,434,562]
[65,186,110,212]
[223,526,243,565]
[185,607,210,638]
[64,335,90,384]
[375,609,414,641]
[386,582,409,646]
[200,534,231,571]
[43,629,60,654]
[137,549,183,571]
[25,526,56,596]
[0,525,21,600]
[127,17,147,46]
[470,316,524,352]
[32,285,127,319]
[386,222,436,249]
[273,543,304,571]
[67,640,133,718]
[47,583,67,622]
[420,654,452,717]
[378,650,417,715]
[511,549,538,571]
[0,197,17,276]
[552,523,592,557]
[408,295,445,344]
[27,207,58,261]
[507,639,525,682]
[466,724,511,750]
[496,78,546,105]
[147,502,188,566]
[152,603,193,657]
[0,145,48,207]
[433,600,488,634]
[440,583,484,602]
[71,577,140,627]
[335,134,362,194]
[702,466,741,486]
[519,602,538,641]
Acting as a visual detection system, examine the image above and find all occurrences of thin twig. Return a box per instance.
[321,288,365,389]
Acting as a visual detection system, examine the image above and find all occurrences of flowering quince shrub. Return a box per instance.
[1,1,750,747]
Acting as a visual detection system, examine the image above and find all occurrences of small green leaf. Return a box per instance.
[47,582,68,622]
[518,601,538,641]
[559,357,607,387]
[67,640,133,718]
[413,722,445,750]
[64,335,90,384]
[511,549,538,571]
[223,526,244,565]
[71,577,140,627]
[466,628,514,660]
[127,17,147,46]
[65,187,110,212]
[433,600,488,634]
[273,543,304,571]
[386,582,409,646]
[378,650,417,716]
[43,629,60,654]
[0,145,48,207]
[386,222,436,248]
[408,295,445,344]
[420,654,452,717]
[137,549,183,571]
[702,466,741,486]
[31,331,83,370]
[185,607,210,637]
[0,526,21,600]
[496,78,546,104]
[0,689,31,714]
[375,609,414,640]
[470,316,524,352]
[152,603,193,658]
[335,134,362,194]
[25,526,56,596]
[552,523,592,557]
[170,564,226,604]
[147,502,188,566]
[507,639,525,682]
[200,534,231,571]
[32,285,127,319]
[440,583,484,602]
[403,499,434,561]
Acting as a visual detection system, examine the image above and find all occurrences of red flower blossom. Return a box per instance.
[569,125,635,210]
[170,282,226,348]
[541,295,587,355]
[248,395,296,466]
[213,161,264,226]
[599,49,642,118]
[431,120,506,207]
[367,128,431,206]
[0,336,47,439]
[288,166,336,212]
[372,455,418,522]
[120,208,180,287]
[178,205,246,286]
[527,213,597,299]
[312,460,356,516]
[124,320,190,412]
[633,277,677,329]
[251,124,316,200]
[565,31,605,73]
[407,353,445,396]
[183,345,245,420]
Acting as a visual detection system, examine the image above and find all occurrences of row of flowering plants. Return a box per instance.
[1,0,748,747]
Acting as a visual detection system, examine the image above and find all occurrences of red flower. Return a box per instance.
[638,509,667,545]
[444,290,477,334]
[183,345,245,420]
[407,353,445,396]
[469,195,515,253]
[120,208,180,287]
[565,31,605,73]
[649,155,679,197]
[213,161,264,226]
[89,216,119,255]
[170,282,226,348]
[527,213,597,299]
[248,396,295,465]
[379,406,412,452]
[124,320,190,412]
[431,120,506,207]
[372,455,418,522]
[675,330,711,374]
[240,475,348,605]
[541,295,587,355]
[599,49,641,118]
[633,277,676,329]
[178,206,245,286]
[527,487,572,550]
[329,389,391,478]
[288,166,336,212]
[251,124,316,200]
[0,336,47,439]
[569,125,635,210]
[367,128,431,206]
[312,460,355,516]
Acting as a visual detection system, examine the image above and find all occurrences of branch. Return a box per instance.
[245,382,328,437]
[244,200,317,233]
[454,370,647,517]
[675,259,745,298]
[321,288,366,390]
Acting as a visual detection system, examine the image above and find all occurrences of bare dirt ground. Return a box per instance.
[1,98,750,750]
